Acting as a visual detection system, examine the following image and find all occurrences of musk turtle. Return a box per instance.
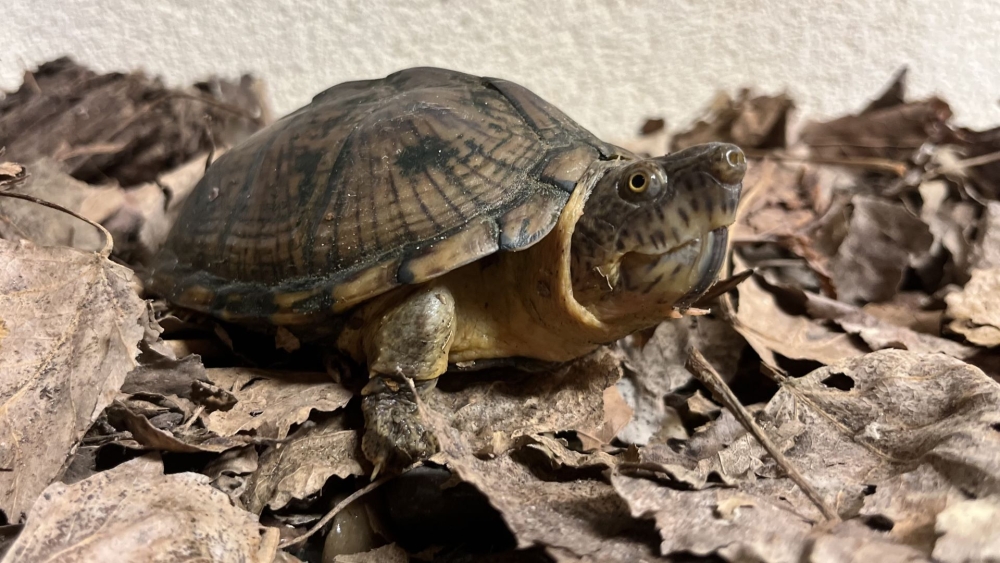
[150,67,746,474]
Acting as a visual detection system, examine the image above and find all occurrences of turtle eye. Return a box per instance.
[627,172,649,193]
[617,165,663,201]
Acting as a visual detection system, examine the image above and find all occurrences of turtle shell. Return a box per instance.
[150,67,617,325]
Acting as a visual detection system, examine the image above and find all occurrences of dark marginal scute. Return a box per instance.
[396,258,418,285]
[213,283,281,319]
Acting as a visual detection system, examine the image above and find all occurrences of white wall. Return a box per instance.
[3,0,999,142]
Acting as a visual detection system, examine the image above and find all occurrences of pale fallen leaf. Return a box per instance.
[933,497,1000,563]
[0,239,146,521]
[971,202,1000,269]
[514,434,617,473]
[859,465,965,554]
[104,153,215,265]
[0,455,279,563]
[203,368,352,440]
[946,267,1000,347]
[245,418,364,513]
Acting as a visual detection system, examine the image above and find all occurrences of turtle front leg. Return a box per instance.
[360,286,455,476]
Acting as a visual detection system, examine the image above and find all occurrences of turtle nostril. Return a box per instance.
[713,146,747,185]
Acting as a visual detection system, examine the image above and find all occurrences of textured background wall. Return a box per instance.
[3,0,999,141]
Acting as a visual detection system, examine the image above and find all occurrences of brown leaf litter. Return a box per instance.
[0,238,146,522]
[0,454,279,563]
[0,57,267,187]
[2,58,1000,562]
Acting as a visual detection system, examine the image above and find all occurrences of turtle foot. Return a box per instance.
[361,383,439,476]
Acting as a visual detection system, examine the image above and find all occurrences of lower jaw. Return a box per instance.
[675,227,729,309]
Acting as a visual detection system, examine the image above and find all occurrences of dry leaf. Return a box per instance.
[0,57,267,187]
[672,89,793,151]
[331,544,408,563]
[859,465,965,554]
[728,269,867,367]
[0,161,25,189]
[612,473,823,563]
[0,455,279,563]
[122,353,208,396]
[204,445,260,506]
[0,158,121,250]
[203,368,353,440]
[829,196,933,304]
[614,317,744,445]
[0,239,146,521]
[103,153,214,265]
[945,267,1000,347]
[971,202,1000,269]
[800,71,951,162]
[445,452,661,563]
[799,287,979,359]
[424,349,624,456]
[932,497,1000,563]
[612,350,1000,561]
[110,400,253,453]
[245,419,364,513]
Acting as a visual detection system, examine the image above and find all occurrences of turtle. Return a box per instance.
[149,67,746,475]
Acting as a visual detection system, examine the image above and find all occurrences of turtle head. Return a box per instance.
[570,142,745,321]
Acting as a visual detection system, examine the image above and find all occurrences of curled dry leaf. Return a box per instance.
[0,158,121,251]
[203,368,353,440]
[0,160,25,188]
[800,68,951,162]
[103,153,216,265]
[797,287,980,359]
[0,239,146,521]
[671,89,793,151]
[726,268,867,367]
[829,196,933,304]
[424,349,624,456]
[0,455,279,563]
[245,419,364,514]
[422,409,661,562]
[614,317,744,445]
[109,400,253,454]
[945,267,1000,347]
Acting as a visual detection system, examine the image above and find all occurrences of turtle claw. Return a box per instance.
[361,383,439,475]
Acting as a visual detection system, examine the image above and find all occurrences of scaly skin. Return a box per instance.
[570,142,745,319]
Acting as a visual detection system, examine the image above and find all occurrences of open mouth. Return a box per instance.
[675,227,729,308]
